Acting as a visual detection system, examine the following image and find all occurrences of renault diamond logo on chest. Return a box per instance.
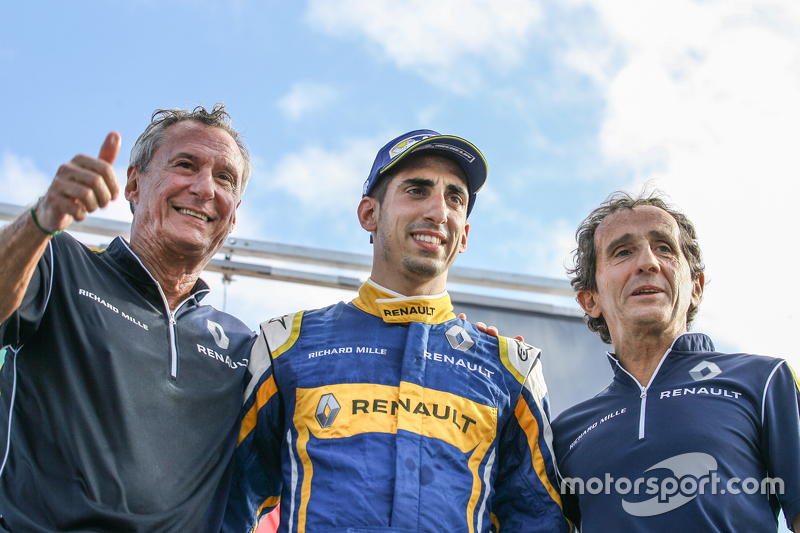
[446,325,474,352]
[316,393,341,428]
[206,320,230,349]
[689,360,722,381]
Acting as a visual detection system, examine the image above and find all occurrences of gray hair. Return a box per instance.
[129,104,251,212]
[568,190,705,344]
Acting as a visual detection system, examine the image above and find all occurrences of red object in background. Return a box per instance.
[254,505,279,533]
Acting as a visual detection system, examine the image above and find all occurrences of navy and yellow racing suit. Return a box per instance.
[222,279,570,533]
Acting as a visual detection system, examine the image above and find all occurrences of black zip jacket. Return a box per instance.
[0,234,255,532]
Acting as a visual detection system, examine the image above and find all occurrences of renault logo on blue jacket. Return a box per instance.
[316,393,341,428]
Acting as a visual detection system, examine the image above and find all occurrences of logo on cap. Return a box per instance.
[390,134,434,159]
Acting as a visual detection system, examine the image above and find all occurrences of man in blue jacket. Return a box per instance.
[0,105,255,532]
[551,190,800,532]
[223,130,570,533]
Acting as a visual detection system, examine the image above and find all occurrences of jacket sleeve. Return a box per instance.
[221,321,288,533]
[761,360,800,530]
[0,239,52,349]
[491,338,571,533]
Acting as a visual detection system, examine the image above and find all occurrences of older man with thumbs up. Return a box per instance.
[0,104,256,533]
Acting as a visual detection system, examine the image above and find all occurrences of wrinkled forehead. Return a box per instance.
[596,205,681,250]
[161,122,243,166]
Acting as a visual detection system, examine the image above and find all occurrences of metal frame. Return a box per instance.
[1,201,578,316]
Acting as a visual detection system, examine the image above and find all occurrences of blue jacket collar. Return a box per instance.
[606,332,716,388]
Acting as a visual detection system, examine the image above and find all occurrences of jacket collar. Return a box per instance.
[103,236,210,305]
[352,279,456,324]
[669,332,715,354]
[606,332,716,388]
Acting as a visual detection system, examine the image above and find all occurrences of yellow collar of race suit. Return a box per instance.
[352,279,456,324]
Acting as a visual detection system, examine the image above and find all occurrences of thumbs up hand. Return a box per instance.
[34,132,121,234]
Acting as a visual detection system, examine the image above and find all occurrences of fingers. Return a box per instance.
[97,132,121,200]
[457,313,467,319]
[474,321,500,337]
[98,131,121,165]
[513,335,525,342]
[35,133,121,232]
[465,318,506,339]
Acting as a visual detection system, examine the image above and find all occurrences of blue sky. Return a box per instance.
[2,0,800,368]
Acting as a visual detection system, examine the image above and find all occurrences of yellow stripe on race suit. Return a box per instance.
[498,336,523,384]
[239,374,278,445]
[294,424,312,533]
[788,363,800,394]
[270,312,304,359]
[251,496,280,533]
[514,397,563,510]
[491,512,500,532]
[292,382,498,533]
[238,313,304,444]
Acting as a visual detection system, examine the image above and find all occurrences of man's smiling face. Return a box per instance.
[125,120,243,260]
[363,155,470,294]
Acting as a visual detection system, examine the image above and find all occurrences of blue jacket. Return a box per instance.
[222,280,569,533]
[552,332,800,532]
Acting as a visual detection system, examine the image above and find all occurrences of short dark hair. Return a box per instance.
[129,104,251,212]
[366,152,467,205]
[568,190,705,344]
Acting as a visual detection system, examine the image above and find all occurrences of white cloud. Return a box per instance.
[264,137,378,212]
[473,181,577,280]
[305,0,542,91]
[572,0,800,363]
[0,152,52,206]
[277,82,338,121]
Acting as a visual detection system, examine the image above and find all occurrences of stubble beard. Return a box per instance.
[402,255,444,279]
[376,226,446,282]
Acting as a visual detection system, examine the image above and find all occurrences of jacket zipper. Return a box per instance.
[154,285,197,380]
[167,310,178,378]
[610,354,669,441]
[119,240,208,380]
[638,388,647,440]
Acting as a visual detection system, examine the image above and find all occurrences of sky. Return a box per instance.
[2,1,798,530]
[2,1,799,366]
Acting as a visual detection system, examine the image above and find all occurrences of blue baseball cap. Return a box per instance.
[362,129,488,217]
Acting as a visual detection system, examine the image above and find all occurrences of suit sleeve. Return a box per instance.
[491,339,571,533]
[221,324,286,533]
[762,360,800,530]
